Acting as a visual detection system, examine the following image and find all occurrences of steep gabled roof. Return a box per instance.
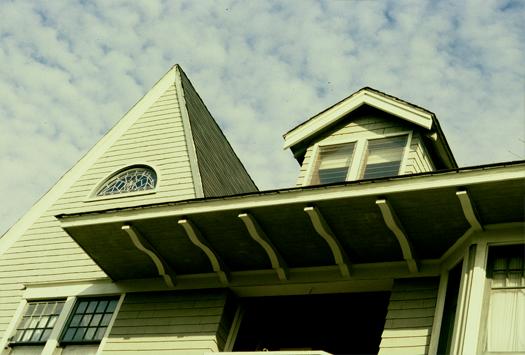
[0,65,257,253]
[283,87,457,169]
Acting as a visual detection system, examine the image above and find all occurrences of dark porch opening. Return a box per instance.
[233,292,390,354]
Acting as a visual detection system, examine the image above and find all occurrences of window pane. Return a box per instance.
[30,329,43,342]
[84,328,97,341]
[62,328,76,342]
[312,143,355,185]
[96,301,108,313]
[94,327,107,341]
[486,289,525,351]
[76,302,88,314]
[362,135,407,179]
[106,300,118,313]
[70,315,82,327]
[86,301,97,314]
[73,328,87,341]
[486,245,525,352]
[61,297,118,344]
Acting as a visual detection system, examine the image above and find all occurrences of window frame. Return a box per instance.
[479,243,525,354]
[431,228,525,355]
[304,131,412,186]
[86,163,160,202]
[2,294,125,354]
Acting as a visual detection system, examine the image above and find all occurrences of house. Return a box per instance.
[0,64,523,355]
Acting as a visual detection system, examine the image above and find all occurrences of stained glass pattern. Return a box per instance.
[96,167,157,196]
[13,300,65,344]
[61,298,119,343]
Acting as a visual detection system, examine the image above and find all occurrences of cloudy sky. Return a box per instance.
[0,0,524,236]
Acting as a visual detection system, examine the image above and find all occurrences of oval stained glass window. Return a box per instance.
[96,166,157,196]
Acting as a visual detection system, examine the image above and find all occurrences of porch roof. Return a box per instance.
[57,161,525,286]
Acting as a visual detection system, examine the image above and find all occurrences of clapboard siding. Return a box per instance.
[179,70,258,197]
[405,132,434,175]
[102,290,228,354]
[379,277,439,355]
[0,80,199,341]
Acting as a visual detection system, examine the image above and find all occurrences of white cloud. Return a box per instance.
[0,0,523,235]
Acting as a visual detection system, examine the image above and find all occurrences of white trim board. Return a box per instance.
[59,164,525,228]
[283,89,433,149]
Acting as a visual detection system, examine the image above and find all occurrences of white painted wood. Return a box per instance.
[42,296,76,355]
[450,246,472,355]
[456,190,483,231]
[60,164,525,229]
[178,219,229,285]
[376,199,418,273]
[121,225,175,288]
[428,271,448,355]
[283,89,433,150]
[461,241,488,355]
[223,305,243,351]
[304,206,351,277]
[238,213,288,281]
[0,299,26,353]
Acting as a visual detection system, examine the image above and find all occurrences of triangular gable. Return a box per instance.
[0,64,256,255]
[283,87,435,150]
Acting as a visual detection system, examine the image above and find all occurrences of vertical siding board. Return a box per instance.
[379,278,440,355]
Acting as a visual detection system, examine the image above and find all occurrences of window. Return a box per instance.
[12,300,65,344]
[485,245,525,352]
[311,143,356,184]
[361,135,408,179]
[96,166,157,196]
[61,298,119,343]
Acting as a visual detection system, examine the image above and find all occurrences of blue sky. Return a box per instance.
[0,0,524,235]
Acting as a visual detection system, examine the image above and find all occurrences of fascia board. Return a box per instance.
[283,90,433,149]
[59,164,525,229]
[0,66,179,256]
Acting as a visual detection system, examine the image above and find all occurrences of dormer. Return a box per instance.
[283,87,457,186]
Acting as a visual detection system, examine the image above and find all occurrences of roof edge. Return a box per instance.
[283,87,435,150]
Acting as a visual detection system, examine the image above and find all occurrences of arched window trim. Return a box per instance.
[86,164,159,201]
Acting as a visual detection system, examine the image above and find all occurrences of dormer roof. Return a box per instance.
[283,87,457,169]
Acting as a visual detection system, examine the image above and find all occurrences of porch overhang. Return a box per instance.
[57,162,525,288]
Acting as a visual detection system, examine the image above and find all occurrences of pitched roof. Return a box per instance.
[283,87,457,169]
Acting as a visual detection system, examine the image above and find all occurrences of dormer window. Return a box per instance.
[96,166,157,197]
[309,134,409,185]
[311,143,356,184]
[361,135,408,179]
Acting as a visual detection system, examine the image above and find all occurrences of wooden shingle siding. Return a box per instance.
[102,290,228,354]
[379,277,439,355]
[179,70,258,197]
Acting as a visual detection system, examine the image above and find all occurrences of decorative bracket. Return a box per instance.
[121,225,176,287]
[178,219,229,285]
[304,206,351,278]
[376,199,418,273]
[456,190,483,231]
[239,213,288,281]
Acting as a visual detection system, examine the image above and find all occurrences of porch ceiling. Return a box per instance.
[59,167,525,285]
